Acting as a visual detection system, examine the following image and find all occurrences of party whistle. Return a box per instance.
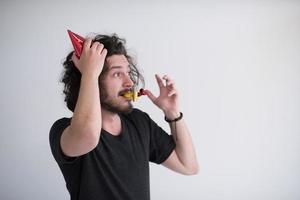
[122,89,146,102]
[67,30,85,58]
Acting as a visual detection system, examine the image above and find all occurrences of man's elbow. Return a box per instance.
[183,164,200,176]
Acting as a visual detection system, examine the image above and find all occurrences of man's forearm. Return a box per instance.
[168,117,199,173]
[71,75,102,135]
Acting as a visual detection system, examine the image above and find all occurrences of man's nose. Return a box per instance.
[124,75,134,88]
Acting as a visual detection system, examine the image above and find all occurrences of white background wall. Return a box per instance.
[1,0,299,199]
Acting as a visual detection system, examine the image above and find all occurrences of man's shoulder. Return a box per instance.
[128,108,149,117]
[123,108,151,122]
[49,117,72,137]
[131,108,145,115]
[51,117,71,128]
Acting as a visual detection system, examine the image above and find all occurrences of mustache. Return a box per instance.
[119,89,134,96]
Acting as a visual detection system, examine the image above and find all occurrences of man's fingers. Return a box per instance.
[91,41,100,51]
[96,43,104,52]
[168,89,177,97]
[167,80,174,86]
[155,74,178,97]
[83,38,92,51]
[162,75,175,86]
[100,48,108,57]
[71,53,79,66]
[144,89,157,102]
[155,74,164,88]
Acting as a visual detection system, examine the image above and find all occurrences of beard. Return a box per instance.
[99,86,133,114]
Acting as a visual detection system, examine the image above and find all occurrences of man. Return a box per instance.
[50,33,199,200]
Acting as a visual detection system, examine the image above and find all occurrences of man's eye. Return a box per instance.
[113,72,121,77]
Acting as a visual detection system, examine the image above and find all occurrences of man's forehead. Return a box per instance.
[106,54,129,70]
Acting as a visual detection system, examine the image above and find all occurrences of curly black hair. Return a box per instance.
[60,33,144,112]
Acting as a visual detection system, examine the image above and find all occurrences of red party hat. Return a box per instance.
[67,30,85,58]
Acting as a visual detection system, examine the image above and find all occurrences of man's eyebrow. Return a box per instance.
[108,65,131,71]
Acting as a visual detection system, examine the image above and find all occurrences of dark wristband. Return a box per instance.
[164,112,183,123]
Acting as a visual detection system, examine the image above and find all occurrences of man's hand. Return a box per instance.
[145,75,199,175]
[144,74,180,119]
[72,38,107,79]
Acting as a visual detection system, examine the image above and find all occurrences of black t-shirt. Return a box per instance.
[49,108,175,200]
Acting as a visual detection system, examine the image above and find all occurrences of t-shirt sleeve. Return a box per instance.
[49,117,80,165]
[144,112,176,164]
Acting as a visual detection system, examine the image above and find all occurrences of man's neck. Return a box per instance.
[101,108,122,135]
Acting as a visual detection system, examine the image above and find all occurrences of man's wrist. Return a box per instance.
[164,112,183,123]
[81,74,99,82]
[164,110,181,120]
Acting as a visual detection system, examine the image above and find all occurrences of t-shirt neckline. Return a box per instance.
[101,114,126,140]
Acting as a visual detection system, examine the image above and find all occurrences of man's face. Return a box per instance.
[99,54,134,114]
